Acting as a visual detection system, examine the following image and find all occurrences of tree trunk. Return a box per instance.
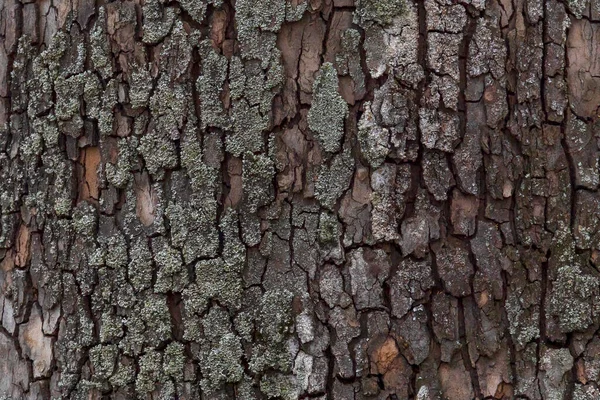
[1,0,599,398]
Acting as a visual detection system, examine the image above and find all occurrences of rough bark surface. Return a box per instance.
[1,0,600,398]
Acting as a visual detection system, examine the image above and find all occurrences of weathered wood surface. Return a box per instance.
[1,0,600,398]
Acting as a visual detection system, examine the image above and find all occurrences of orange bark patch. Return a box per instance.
[371,337,399,374]
[18,306,53,378]
[476,290,490,308]
[591,249,600,267]
[494,382,513,399]
[368,335,411,397]
[134,172,157,227]
[576,358,587,384]
[78,146,100,202]
[225,157,243,208]
[210,9,228,51]
[450,189,479,236]
[477,347,512,398]
[352,167,372,205]
[439,360,474,400]
[15,224,30,267]
[567,19,600,119]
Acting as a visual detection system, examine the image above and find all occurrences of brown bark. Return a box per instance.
[1,0,600,399]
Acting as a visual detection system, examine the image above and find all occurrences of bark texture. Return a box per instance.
[1,0,600,398]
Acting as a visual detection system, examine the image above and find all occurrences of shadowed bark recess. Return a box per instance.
[1,0,600,398]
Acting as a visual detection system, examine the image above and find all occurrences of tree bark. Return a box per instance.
[1,0,600,398]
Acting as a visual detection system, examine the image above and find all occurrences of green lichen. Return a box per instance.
[153,237,186,293]
[242,152,275,213]
[158,380,177,399]
[228,99,268,156]
[240,212,262,246]
[565,0,587,18]
[358,102,390,168]
[122,294,171,354]
[34,30,69,78]
[237,375,259,400]
[142,0,177,44]
[236,0,285,34]
[128,237,154,292]
[227,51,283,155]
[70,41,87,75]
[88,246,106,268]
[196,40,230,130]
[71,380,103,398]
[354,0,406,26]
[202,306,233,341]
[249,289,295,374]
[97,79,118,136]
[235,0,284,61]
[318,212,339,244]
[166,196,219,262]
[138,123,178,179]
[99,309,124,343]
[244,64,267,107]
[229,56,246,101]
[195,307,245,392]
[246,56,284,114]
[52,162,74,217]
[149,75,187,140]
[33,115,59,148]
[573,384,600,400]
[94,266,135,308]
[285,0,307,21]
[105,138,135,188]
[19,127,43,162]
[193,258,243,308]
[180,117,220,194]
[74,72,116,137]
[201,333,245,392]
[83,69,102,118]
[160,21,192,79]
[163,342,185,380]
[550,262,598,332]
[89,344,118,381]
[11,36,35,114]
[135,349,163,394]
[307,63,348,153]
[260,374,299,400]
[548,229,600,333]
[179,0,222,23]
[186,211,245,311]
[336,28,365,96]
[129,67,153,109]
[250,343,293,375]
[109,360,135,388]
[505,281,540,349]
[102,233,128,269]
[22,185,50,219]
[234,311,255,342]
[54,73,86,136]
[90,7,112,79]
[315,149,355,210]
[182,285,205,341]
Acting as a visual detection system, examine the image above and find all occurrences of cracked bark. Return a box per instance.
[1,0,600,399]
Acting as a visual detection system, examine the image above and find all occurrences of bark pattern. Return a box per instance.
[1,0,600,399]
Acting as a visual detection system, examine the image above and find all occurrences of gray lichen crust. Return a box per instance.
[308,63,348,154]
